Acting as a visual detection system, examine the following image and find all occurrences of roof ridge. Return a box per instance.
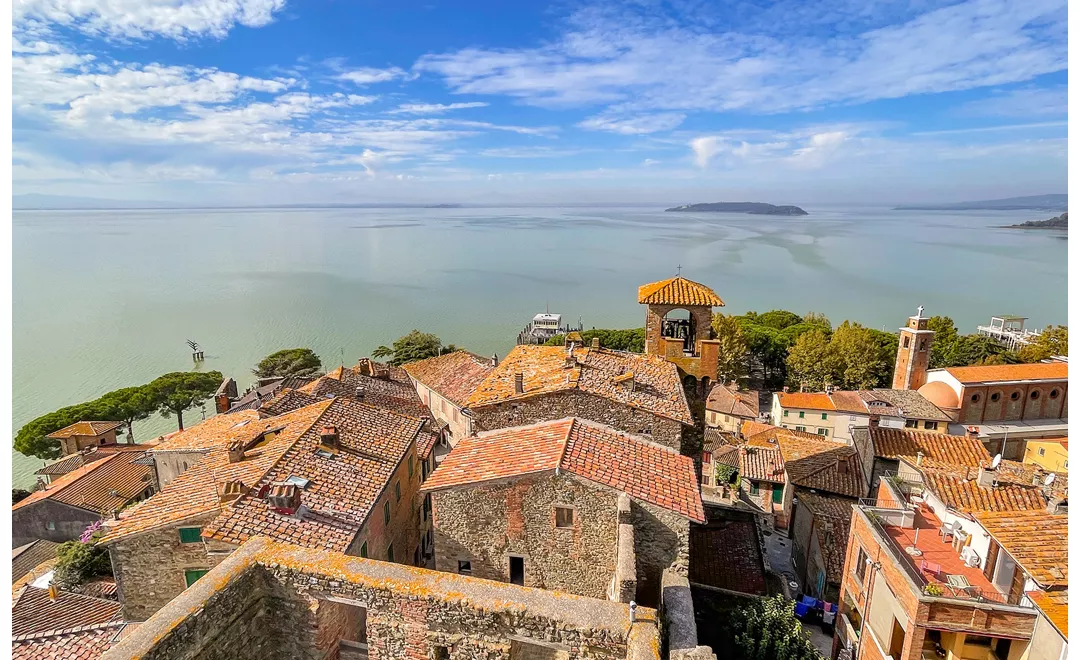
[556,418,576,472]
[12,452,124,511]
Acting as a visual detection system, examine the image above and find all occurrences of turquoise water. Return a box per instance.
[12,205,1067,486]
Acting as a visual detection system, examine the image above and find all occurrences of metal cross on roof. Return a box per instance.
[676,264,682,276]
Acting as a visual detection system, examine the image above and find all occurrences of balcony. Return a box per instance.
[860,498,1029,608]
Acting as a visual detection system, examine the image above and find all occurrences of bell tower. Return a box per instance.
[638,274,724,388]
[893,306,935,390]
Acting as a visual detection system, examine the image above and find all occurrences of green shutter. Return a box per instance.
[772,487,784,504]
[360,542,368,558]
[821,413,828,420]
[178,527,202,543]
[184,569,209,587]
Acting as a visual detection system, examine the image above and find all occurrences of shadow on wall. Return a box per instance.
[632,502,684,608]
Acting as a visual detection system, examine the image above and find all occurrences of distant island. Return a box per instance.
[894,194,1066,212]
[1002,212,1067,230]
[665,202,808,216]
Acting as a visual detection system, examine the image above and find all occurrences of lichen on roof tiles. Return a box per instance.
[403,350,495,407]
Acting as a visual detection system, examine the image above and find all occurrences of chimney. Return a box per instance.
[266,483,301,515]
[48,584,59,601]
[227,440,246,463]
[219,480,247,503]
[215,392,231,414]
[613,371,635,391]
[112,508,121,521]
[354,386,365,400]
[916,451,924,466]
[490,353,498,367]
[514,373,524,394]
[564,354,576,369]
[966,426,980,440]
[357,358,373,377]
[319,426,340,452]
[977,466,996,488]
[591,337,600,349]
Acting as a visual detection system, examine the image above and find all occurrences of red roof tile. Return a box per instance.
[12,624,129,660]
[12,452,153,515]
[918,466,1047,513]
[973,510,1068,588]
[403,351,495,407]
[12,587,121,636]
[46,421,122,440]
[422,418,705,522]
[466,344,693,424]
[705,384,760,418]
[689,517,766,595]
[749,426,864,497]
[869,427,990,467]
[775,392,836,411]
[739,446,786,484]
[637,276,724,307]
[943,362,1067,384]
[34,444,154,477]
[1028,590,1067,639]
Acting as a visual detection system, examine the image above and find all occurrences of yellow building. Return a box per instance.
[1023,438,1068,473]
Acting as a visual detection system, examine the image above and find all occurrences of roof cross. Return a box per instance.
[676,264,682,277]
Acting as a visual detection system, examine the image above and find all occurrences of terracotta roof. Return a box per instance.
[34,444,152,477]
[421,418,705,523]
[295,363,431,419]
[973,510,1068,587]
[995,460,1068,499]
[151,411,263,452]
[942,362,1068,385]
[690,517,766,595]
[703,428,738,453]
[201,399,426,552]
[861,389,950,421]
[1027,590,1067,639]
[256,389,321,417]
[403,351,495,408]
[637,276,724,307]
[79,580,118,601]
[12,452,153,515]
[710,445,741,468]
[226,376,316,413]
[798,492,854,584]
[46,421,122,440]
[12,587,122,636]
[415,428,440,461]
[465,344,693,424]
[740,420,774,439]
[775,392,836,411]
[918,466,1047,513]
[706,384,759,418]
[98,400,334,544]
[12,623,129,660]
[869,427,990,467]
[767,429,864,498]
[12,540,59,585]
[739,446,786,483]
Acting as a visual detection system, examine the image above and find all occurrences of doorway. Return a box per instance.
[509,556,525,586]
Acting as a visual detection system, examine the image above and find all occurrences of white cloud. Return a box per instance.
[14,0,286,41]
[788,131,849,168]
[578,112,686,135]
[337,67,408,85]
[957,86,1067,117]
[415,0,1065,115]
[388,102,489,115]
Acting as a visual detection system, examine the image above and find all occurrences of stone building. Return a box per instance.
[12,450,155,548]
[46,420,125,456]
[465,343,693,453]
[101,537,664,660]
[851,426,992,494]
[422,417,704,608]
[404,350,496,447]
[100,397,436,621]
[638,275,724,391]
[33,441,153,486]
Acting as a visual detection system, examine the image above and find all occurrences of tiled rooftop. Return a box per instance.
[942,362,1067,384]
[46,421,123,440]
[798,492,854,584]
[1027,589,1067,638]
[403,350,496,407]
[34,443,153,477]
[13,586,122,637]
[918,466,1047,513]
[150,410,264,452]
[637,276,724,307]
[775,392,835,410]
[294,361,431,419]
[226,376,316,413]
[689,515,766,595]
[709,445,741,469]
[869,427,990,467]
[703,427,738,453]
[12,452,153,515]
[973,510,1068,588]
[753,428,864,498]
[465,344,693,424]
[99,400,334,544]
[739,446,785,484]
[422,417,705,522]
[12,623,130,660]
[12,540,60,585]
[705,384,760,418]
[861,389,950,421]
[202,399,426,552]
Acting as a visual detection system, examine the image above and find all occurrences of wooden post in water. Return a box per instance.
[187,340,204,362]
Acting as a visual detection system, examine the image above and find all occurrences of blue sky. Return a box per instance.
[11,0,1068,204]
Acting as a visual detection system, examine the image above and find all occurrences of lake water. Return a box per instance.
[12,205,1067,486]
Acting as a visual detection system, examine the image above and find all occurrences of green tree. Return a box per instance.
[756,310,804,330]
[53,522,111,590]
[373,331,457,366]
[785,329,834,391]
[147,371,224,431]
[940,335,1014,367]
[253,348,323,379]
[14,402,103,460]
[96,386,156,442]
[1018,325,1068,363]
[802,311,832,331]
[830,322,890,389]
[13,489,31,504]
[544,328,646,352]
[711,313,749,385]
[926,316,959,368]
[727,595,823,660]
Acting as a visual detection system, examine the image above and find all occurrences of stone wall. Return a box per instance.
[107,511,231,620]
[471,389,684,452]
[660,570,717,660]
[432,472,620,599]
[631,499,690,607]
[103,537,661,660]
[153,450,208,489]
[13,499,99,548]
[610,494,637,604]
[346,443,422,566]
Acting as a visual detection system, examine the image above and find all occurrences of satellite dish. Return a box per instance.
[1045,473,1056,486]
[990,454,1002,469]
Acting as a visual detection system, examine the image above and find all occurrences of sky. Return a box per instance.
[10,0,1069,205]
